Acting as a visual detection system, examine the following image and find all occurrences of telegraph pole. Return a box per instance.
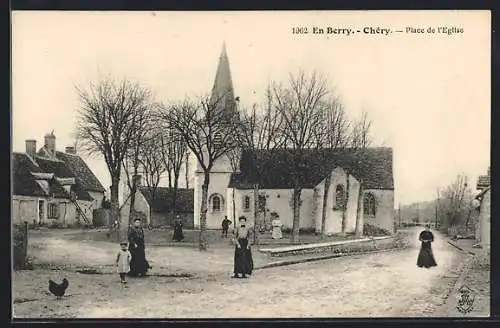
[398,203,401,228]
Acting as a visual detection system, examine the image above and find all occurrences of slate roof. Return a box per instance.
[56,151,106,192]
[228,147,394,190]
[34,155,93,201]
[12,153,47,197]
[138,187,194,213]
[12,150,102,201]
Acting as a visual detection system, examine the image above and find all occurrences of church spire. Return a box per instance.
[210,42,236,116]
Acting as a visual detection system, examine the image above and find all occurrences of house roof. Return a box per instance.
[56,151,106,192]
[138,187,194,213]
[12,150,99,201]
[34,155,93,201]
[228,147,394,190]
[12,153,47,197]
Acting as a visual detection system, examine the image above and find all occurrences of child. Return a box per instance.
[116,241,132,286]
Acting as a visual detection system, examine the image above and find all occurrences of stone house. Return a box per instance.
[12,132,106,226]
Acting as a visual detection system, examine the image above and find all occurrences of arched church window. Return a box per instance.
[363,193,376,216]
[210,194,224,212]
[335,185,346,210]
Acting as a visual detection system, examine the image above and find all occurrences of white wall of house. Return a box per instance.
[229,188,316,230]
[12,196,41,225]
[47,199,77,226]
[120,190,151,226]
[88,191,104,210]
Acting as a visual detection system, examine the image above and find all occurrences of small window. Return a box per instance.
[243,196,251,210]
[48,203,59,219]
[334,185,346,210]
[258,195,267,212]
[210,194,224,212]
[363,193,376,216]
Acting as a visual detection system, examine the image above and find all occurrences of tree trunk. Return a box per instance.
[128,181,137,226]
[341,172,350,234]
[198,170,210,251]
[232,188,236,226]
[110,175,122,242]
[355,180,364,238]
[291,187,302,243]
[253,184,259,244]
[320,174,331,236]
[185,152,190,189]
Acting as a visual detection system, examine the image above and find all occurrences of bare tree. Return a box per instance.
[121,103,155,227]
[138,131,168,202]
[271,71,330,242]
[317,100,351,236]
[439,174,473,234]
[76,77,154,241]
[352,110,373,237]
[229,92,285,238]
[158,127,188,224]
[157,94,238,250]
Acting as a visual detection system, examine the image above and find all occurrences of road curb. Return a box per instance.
[447,240,476,256]
[254,247,406,270]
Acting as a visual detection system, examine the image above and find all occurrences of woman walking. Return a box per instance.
[232,216,254,278]
[417,224,438,268]
[128,218,151,277]
[173,215,184,242]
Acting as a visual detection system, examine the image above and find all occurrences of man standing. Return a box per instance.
[221,216,232,238]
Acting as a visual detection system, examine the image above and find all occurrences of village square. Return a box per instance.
[12,11,490,318]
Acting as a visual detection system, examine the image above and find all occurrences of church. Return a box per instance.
[193,44,396,235]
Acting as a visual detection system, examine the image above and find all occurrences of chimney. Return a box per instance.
[25,139,37,157]
[133,174,142,187]
[65,146,76,155]
[44,131,56,156]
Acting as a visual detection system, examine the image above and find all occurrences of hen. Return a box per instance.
[48,278,69,300]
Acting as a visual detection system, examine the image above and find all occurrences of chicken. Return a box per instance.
[48,278,69,300]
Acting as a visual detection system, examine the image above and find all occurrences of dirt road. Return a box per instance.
[13,228,468,318]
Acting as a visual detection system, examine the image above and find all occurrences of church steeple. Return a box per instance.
[210,42,237,116]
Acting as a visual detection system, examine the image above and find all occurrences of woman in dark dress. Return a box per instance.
[417,224,438,268]
[232,216,254,279]
[173,216,184,242]
[128,218,150,277]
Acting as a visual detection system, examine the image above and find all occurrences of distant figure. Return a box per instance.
[128,218,150,277]
[173,215,184,242]
[221,216,232,238]
[232,216,254,278]
[271,213,283,239]
[116,241,132,286]
[417,224,438,268]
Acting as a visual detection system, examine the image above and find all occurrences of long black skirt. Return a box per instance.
[234,238,253,275]
[173,226,184,242]
[417,243,437,268]
[129,246,149,276]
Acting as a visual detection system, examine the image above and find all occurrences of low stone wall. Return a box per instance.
[267,234,407,258]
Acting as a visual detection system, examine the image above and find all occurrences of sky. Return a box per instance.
[12,11,490,206]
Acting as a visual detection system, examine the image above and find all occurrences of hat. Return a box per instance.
[238,216,247,222]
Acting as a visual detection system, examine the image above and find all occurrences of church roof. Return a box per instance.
[228,147,394,190]
[139,187,194,213]
[210,42,237,116]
